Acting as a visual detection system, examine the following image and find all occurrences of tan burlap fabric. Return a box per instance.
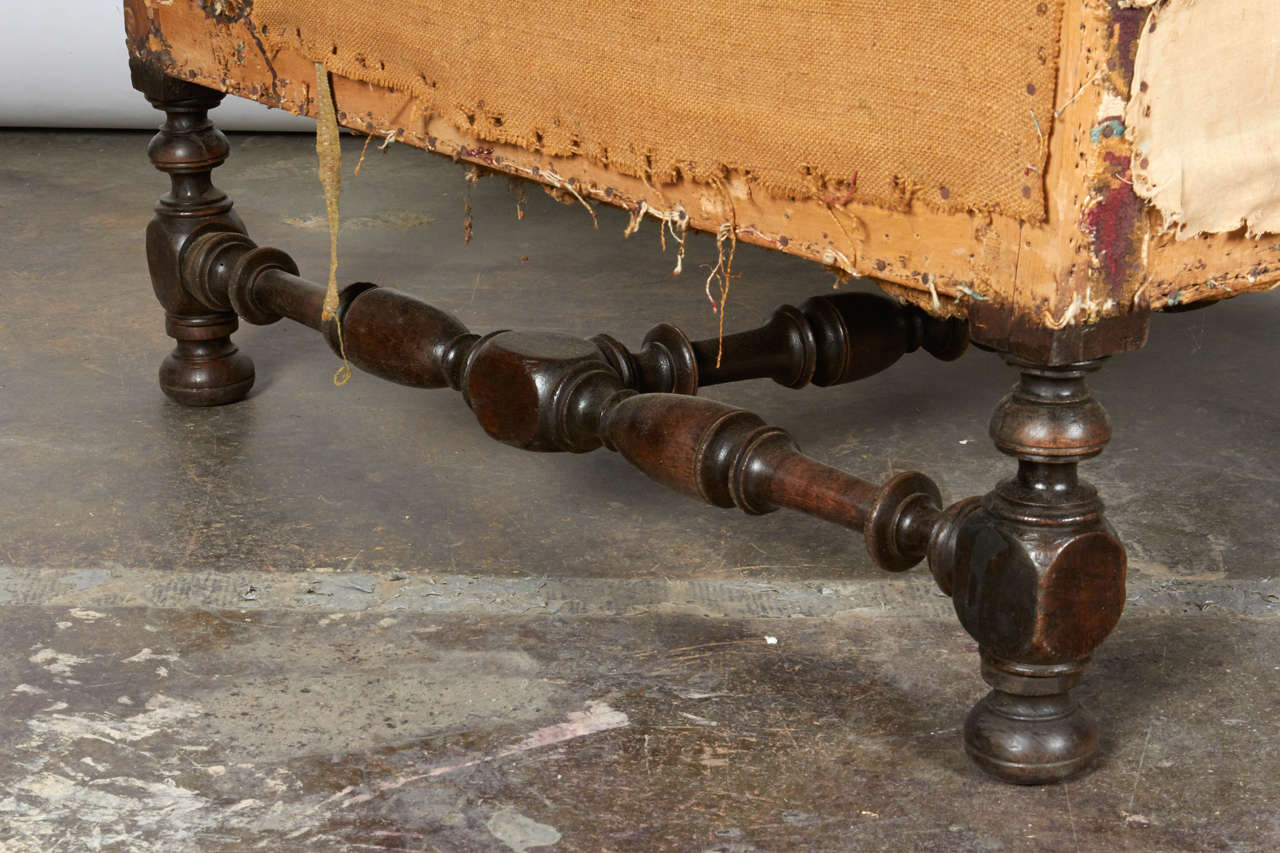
[255,1,1062,222]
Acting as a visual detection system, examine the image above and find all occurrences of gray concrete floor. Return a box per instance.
[1,129,1278,852]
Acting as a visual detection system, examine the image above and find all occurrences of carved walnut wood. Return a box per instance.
[928,359,1125,783]
[182,227,962,574]
[131,59,255,406]
[136,81,1129,784]
[179,228,1126,783]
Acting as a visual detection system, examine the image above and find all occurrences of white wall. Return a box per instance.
[0,1,311,130]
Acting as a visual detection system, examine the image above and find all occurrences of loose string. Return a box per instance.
[314,63,351,385]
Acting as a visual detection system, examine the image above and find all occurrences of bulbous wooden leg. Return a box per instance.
[131,60,253,406]
[939,358,1127,783]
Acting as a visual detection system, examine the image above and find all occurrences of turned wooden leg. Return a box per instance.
[131,60,253,406]
[932,357,1127,783]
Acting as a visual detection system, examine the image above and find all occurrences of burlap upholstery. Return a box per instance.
[254,0,1063,222]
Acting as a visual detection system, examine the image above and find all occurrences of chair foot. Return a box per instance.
[963,658,1098,784]
[132,59,254,406]
[933,357,1126,783]
[158,323,254,407]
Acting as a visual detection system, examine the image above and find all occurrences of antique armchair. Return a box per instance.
[122,0,1279,784]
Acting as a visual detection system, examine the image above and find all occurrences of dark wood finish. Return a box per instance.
[180,228,967,401]
[177,228,963,568]
[131,61,254,406]
[139,92,1129,784]
[968,299,1150,367]
[688,294,967,388]
[930,359,1126,783]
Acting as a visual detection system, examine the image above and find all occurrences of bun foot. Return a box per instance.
[159,325,254,407]
[964,662,1099,785]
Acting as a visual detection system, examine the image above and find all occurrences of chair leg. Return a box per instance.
[937,356,1127,783]
[131,60,253,406]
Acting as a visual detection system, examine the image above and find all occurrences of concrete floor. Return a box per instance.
[1,129,1278,852]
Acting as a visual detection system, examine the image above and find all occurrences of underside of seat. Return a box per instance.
[124,0,1280,363]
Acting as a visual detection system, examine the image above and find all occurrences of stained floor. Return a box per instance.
[1,129,1277,852]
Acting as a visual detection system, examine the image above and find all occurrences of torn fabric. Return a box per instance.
[1127,0,1280,238]
[252,0,1063,222]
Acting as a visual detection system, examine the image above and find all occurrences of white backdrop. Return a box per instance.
[0,1,311,130]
